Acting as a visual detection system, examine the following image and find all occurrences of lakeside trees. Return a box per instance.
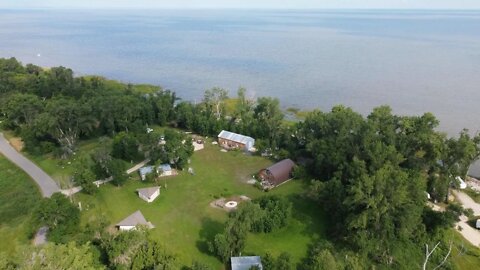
[295,106,480,267]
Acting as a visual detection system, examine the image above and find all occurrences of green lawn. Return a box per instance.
[245,181,326,261]
[448,230,480,269]
[24,138,105,189]
[75,142,326,268]
[0,154,42,255]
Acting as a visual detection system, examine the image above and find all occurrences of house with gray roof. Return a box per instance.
[231,256,263,270]
[218,130,255,151]
[116,210,154,231]
[137,186,160,203]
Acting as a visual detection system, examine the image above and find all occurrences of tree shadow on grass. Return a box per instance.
[196,217,224,255]
[286,192,328,241]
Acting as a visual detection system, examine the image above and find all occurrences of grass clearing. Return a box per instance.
[75,142,325,268]
[24,138,103,188]
[245,181,326,261]
[448,230,480,269]
[0,154,42,255]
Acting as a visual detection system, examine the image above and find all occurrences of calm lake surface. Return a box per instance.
[1,9,479,136]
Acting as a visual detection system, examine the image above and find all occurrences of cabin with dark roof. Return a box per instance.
[258,159,295,189]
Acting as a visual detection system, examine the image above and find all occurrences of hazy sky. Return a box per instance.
[2,0,480,9]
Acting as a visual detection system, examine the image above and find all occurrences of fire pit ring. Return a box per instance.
[224,201,238,208]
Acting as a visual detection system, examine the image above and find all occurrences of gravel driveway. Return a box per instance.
[452,190,480,247]
[453,190,480,216]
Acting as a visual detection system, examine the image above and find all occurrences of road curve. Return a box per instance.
[0,133,59,198]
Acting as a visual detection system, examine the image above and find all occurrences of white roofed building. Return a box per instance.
[139,166,154,181]
[218,130,255,151]
[231,256,263,270]
[116,210,155,231]
[137,186,160,203]
[157,164,173,177]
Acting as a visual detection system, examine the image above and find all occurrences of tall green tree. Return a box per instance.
[33,193,80,243]
[2,93,44,128]
[16,242,103,270]
[253,97,284,149]
[203,87,228,120]
[101,229,176,269]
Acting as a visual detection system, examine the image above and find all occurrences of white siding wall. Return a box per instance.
[118,225,136,231]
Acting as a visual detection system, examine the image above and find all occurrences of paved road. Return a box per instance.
[0,133,59,198]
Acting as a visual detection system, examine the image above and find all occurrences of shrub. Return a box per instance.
[251,196,292,233]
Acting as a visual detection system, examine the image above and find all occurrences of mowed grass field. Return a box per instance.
[448,230,480,269]
[0,154,42,255]
[75,142,326,268]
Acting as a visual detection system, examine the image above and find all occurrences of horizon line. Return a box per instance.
[2,7,480,11]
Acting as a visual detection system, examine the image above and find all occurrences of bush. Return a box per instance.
[39,141,56,153]
[251,196,292,233]
[32,193,81,243]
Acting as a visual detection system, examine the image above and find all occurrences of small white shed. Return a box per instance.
[137,186,160,203]
[231,256,263,270]
[157,164,172,177]
[139,166,154,181]
[116,210,155,231]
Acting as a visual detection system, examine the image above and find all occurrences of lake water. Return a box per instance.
[0,9,479,137]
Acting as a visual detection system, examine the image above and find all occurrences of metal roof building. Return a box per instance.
[231,256,263,270]
[259,159,295,187]
[218,130,255,151]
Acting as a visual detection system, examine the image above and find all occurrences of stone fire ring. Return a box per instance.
[225,201,238,208]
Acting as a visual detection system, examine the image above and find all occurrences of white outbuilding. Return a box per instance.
[456,176,467,189]
[231,256,263,270]
[116,210,154,231]
[137,186,160,203]
[139,166,154,181]
[157,164,173,177]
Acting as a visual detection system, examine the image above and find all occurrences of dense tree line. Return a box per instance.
[0,58,177,158]
[0,58,288,158]
[293,106,480,268]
